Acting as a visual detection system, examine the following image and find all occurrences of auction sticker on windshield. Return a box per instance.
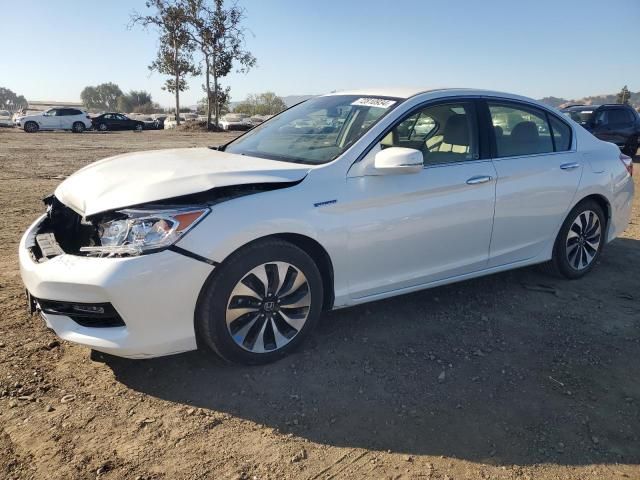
[351,98,396,108]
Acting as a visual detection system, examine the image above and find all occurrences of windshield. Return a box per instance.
[224,95,400,164]
[564,109,594,125]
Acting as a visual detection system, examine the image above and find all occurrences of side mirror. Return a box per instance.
[374,147,423,174]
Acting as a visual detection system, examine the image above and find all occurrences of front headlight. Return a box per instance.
[80,207,209,257]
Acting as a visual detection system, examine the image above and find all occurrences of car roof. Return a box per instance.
[324,87,551,105]
[563,104,632,111]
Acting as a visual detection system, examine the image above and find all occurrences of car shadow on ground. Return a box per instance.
[100,237,640,466]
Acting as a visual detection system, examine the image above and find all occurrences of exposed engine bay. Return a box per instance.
[30,180,301,261]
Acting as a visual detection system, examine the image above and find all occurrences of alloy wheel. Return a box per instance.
[225,262,311,353]
[566,210,601,270]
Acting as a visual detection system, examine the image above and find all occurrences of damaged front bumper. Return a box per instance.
[19,215,214,358]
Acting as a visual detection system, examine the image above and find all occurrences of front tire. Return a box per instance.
[72,122,85,133]
[544,200,606,279]
[196,239,324,364]
[24,121,38,133]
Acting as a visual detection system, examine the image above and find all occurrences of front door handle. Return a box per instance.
[560,162,581,171]
[466,175,492,185]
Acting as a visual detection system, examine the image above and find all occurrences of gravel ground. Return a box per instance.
[0,128,639,480]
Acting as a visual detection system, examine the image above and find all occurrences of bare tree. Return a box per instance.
[130,0,199,124]
[181,0,256,129]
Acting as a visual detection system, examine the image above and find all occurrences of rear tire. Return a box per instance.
[196,239,324,365]
[24,121,38,133]
[134,123,143,132]
[72,122,85,133]
[542,199,606,279]
[97,123,108,132]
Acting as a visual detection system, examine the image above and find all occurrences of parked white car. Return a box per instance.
[219,113,252,131]
[0,110,13,127]
[15,107,92,133]
[163,115,177,129]
[19,88,634,364]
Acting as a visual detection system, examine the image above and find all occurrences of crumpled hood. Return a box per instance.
[55,147,312,216]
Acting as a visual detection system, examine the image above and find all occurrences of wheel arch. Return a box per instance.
[572,193,611,234]
[196,232,335,314]
[271,233,335,311]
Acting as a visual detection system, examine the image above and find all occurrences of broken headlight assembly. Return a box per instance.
[80,207,209,257]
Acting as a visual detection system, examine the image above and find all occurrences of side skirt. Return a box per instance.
[335,255,551,309]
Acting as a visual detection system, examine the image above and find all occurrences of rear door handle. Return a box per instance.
[466,175,492,185]
[560,162,581,171]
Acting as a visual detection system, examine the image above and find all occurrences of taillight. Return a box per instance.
[619,153,633,176]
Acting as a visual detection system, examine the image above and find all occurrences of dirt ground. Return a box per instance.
[0,128,639,480]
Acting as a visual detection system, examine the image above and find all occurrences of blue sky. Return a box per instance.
[2,0,639,106]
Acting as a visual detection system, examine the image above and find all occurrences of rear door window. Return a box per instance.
[488,102,553,157]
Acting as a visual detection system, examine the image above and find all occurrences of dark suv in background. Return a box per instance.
[562,103,640,156]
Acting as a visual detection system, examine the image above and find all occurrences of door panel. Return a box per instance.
[485,100,583,266]
[345,160,497,298]
[39,110,60,129]
[58,110,72,129]
[488,153,582,266]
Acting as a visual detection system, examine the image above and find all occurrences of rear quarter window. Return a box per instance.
[548,115,572,151]
[606,108,634,125]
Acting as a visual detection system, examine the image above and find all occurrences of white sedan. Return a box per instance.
[219,113,252,131]
[0,110,13,127]
[19,88,634,364]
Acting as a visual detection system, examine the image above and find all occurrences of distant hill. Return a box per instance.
[539,89,640,110]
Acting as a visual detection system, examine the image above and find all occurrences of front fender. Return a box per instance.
[174,179,350,303]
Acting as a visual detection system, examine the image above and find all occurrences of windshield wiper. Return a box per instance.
[208,143,228,152]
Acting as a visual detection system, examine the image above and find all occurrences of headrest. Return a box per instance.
[494,125,503,138]
[510,121,539,143]
[443,114,469,146]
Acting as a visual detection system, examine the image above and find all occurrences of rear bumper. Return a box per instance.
[19,215,214,358]
[608,174,635,242]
